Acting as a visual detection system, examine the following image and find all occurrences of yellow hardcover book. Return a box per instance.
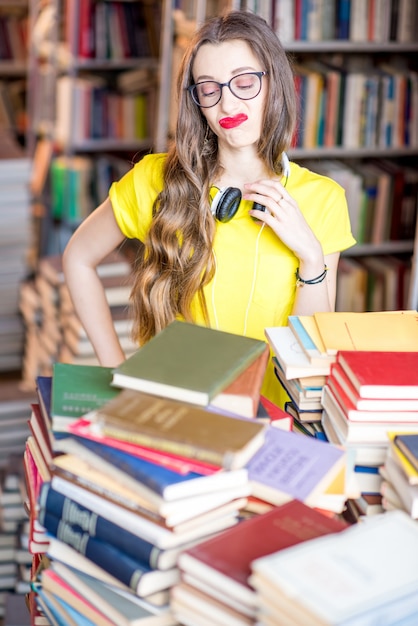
[298,315,328,354]
[313,311,418,355]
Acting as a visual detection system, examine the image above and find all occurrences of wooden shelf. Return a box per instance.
[290,147,418,160]
[343,241,414,257]
[284,41,418,53]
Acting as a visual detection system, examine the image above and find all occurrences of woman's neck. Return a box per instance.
[215,147,269,192]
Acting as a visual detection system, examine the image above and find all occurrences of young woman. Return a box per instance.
[63,10,356,405]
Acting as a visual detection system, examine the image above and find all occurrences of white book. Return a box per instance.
[49,475,239,550]
[342,72,366,148]
[264,326,330,381]
[349,0,369,41]
[322,408,387,467]
[274,0,295,42]
[250,511,418,625]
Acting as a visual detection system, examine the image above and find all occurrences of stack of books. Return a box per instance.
[19,248,137,390]
[380,433,418,518]
[0,398,32,468]
[322,350,418,515]
[0,130,32,373]
[22,315,418,622]
[25,321,272,624]
[0,454,33,617]
[265,324,329,435]
[172,499,347,625]
[250,510,418,625]
[267,311,418,519]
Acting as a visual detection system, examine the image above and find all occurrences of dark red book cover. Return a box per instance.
[178,499,347,597]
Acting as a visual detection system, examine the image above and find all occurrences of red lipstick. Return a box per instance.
[219,113,248,129]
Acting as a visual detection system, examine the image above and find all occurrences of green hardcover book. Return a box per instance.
[111,320,268,406]
[51,363,121,433]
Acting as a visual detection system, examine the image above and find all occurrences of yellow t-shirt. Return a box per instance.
[109,153,356,406]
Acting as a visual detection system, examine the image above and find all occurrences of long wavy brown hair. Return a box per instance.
[131,10,297,345]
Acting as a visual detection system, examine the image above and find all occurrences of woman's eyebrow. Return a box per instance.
[194,66,258,82]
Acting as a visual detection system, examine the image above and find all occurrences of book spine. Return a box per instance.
[51,463,165,524]
[74,436,200,496]
[41,509,153,592]
[38,483,165,569]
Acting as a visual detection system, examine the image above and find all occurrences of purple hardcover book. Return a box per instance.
[246,426,346,507]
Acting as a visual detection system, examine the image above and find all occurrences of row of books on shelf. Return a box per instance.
[305,158,418,245]
[275,0,417,43]
[0,79,27,139]
[49,153,132,225]
[55,76,154,149]
[42,152,131,225]
[293,61,418,151]
[0,11,27,62]
[64,0,160,61]
[0,131,32,372]
[336,254,411,313]
[22,315,418,624]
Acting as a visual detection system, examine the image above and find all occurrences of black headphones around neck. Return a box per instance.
[210,153,291,223]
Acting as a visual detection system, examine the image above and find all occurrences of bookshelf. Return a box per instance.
[156,0,418,311]
[0,0,29,146]
[275,1,418,311]
[27,0,165,257]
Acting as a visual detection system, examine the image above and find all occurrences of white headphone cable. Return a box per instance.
[243,222,265,336]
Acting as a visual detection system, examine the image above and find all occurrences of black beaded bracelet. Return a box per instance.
[295,266,328,287]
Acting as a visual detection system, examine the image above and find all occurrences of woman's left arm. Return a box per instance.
[291,251,340,314]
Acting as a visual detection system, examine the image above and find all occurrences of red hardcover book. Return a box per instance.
[78,0,95,58]
[28,403,53,467]
[209,345,270,418]
[337,350,418,399]
[294,0,303,39]
[326,374,418,423]
[259,394,293,431]
[177,499,347,614]
[23,444,49,554]
[322,384,418,445]
[330,362,418,412]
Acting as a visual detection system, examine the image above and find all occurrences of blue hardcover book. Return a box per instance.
[52,595,96,626]
[38,482,179,570]
[287,315,320,353]
[35,375,56,452]
[43,514,179,596]
[36,375,53,429]
[35,586,69,626]
[51,563,172,624]
[64,435,247,503]
[73,436,203,495]
[336,0,351,40]
[394,434,418,472]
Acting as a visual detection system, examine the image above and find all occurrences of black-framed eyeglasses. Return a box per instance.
[187,71,268,108]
